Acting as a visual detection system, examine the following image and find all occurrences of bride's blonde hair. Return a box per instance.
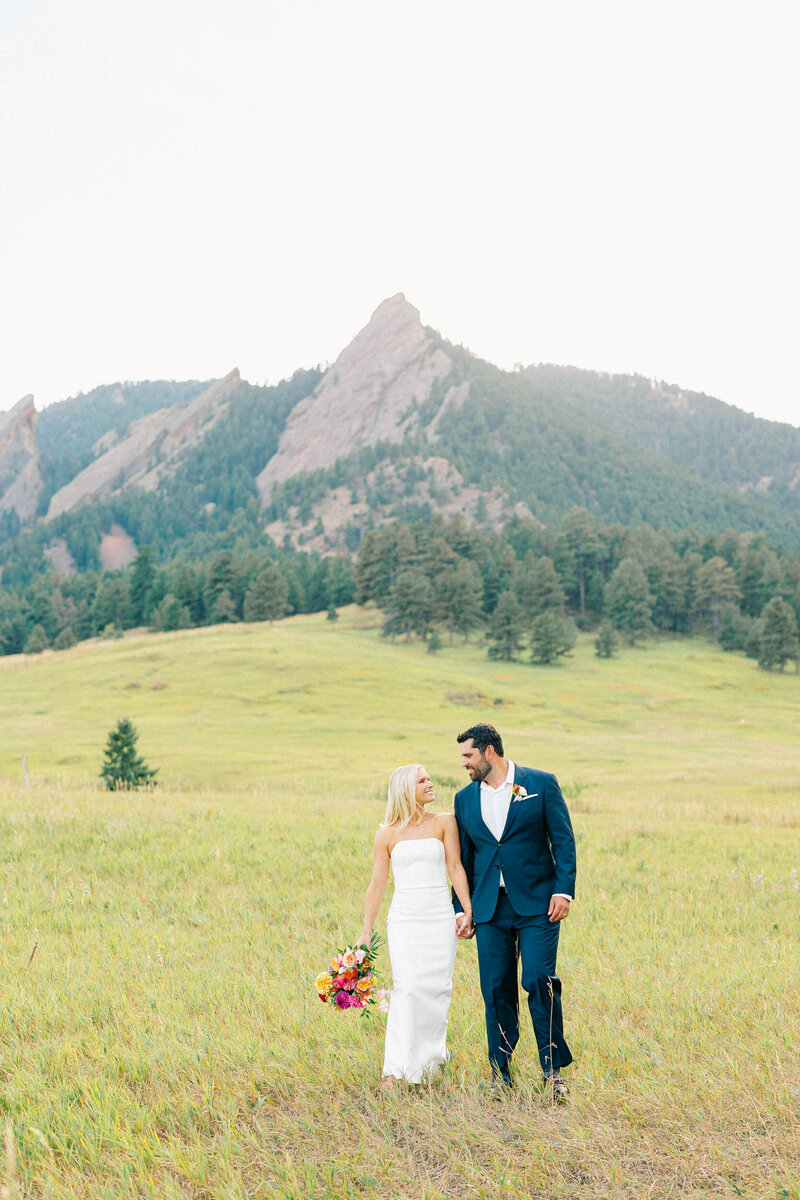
[382,763,424,829]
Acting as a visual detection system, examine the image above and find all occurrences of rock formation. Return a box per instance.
[47,370,240,519]
[0,395,44,523]
[256,295,456,500]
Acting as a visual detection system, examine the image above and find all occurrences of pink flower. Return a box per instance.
[349,995,364,1009]
[334,991,350,1009]
[355,948,366,964]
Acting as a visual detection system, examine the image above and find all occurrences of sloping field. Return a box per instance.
[1,609,798,1198]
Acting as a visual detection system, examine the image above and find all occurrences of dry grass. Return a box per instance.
[0,609,798,1197]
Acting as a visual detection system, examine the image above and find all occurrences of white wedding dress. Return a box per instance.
[383,837,458,1083]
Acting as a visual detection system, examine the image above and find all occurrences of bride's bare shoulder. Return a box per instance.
[374,824,395,849]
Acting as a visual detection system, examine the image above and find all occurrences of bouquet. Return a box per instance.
[315,931,390,1014]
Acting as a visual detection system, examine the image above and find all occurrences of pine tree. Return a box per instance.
[435,561,484,642]
[242,561,290,624]
[717,603,752,652]
[519,555,566,622]
[100,718,157,790]
[386,569,434,642]
[210,588,239,624]
[486,590,525,661]
[594,624,619,658]
[530,611,576,664]
[559,507,602,617]
[129,545,158,625]
[604,558,654,643]
[692,556,741,639]
[427,629,443,655]
[25,624,49,654]
[755,596,799,671]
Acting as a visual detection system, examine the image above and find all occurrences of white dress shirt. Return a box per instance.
[479,759,572,901]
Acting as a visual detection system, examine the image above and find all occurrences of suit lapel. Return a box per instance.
[469,780,496,840]
[499,766,528,840]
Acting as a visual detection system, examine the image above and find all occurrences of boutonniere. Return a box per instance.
[511,784,531,803]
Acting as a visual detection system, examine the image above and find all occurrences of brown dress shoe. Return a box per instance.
[544,1071,569,1102]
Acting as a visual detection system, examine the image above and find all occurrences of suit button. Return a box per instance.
[495,865,500,870]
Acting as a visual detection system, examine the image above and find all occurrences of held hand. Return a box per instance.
[455,912,475,939]
[548,896,570,923]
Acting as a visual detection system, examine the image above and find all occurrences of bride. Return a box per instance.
[359,763,473,1085]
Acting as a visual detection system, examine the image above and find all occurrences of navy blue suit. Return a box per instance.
[454,766,576,1080]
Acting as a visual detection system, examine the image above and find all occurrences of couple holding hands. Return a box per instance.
[360,723,577,1099]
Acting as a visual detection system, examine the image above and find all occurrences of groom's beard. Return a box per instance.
[467,759,491,783]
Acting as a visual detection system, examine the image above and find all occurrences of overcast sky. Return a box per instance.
[2,0,798,426]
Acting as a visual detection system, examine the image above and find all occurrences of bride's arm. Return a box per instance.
[442,816,473,926]
[359,830,391,947]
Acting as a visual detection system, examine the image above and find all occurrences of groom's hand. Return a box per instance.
[455,913,475,939]
[548,896,570,923]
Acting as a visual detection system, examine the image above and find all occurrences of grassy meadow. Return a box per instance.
[0,607,799,1199]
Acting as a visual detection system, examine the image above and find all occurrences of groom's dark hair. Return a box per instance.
[457,723,504,757]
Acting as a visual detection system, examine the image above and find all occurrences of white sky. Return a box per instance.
[2,0,798,426]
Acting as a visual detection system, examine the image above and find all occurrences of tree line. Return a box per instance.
[1,545,354,656]
[353,509,800,671]
[4,507,799,672]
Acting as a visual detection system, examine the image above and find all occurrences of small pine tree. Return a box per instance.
[530,611,576,665]
[209,588,239,624]
[100,718,158,790]
[53,626,77,651]
[594,624,619,658]
[326,607,340,623]
[756,596,799,671]
[25,624,49,654]
[427,629,443,655]
[717,603,752,653]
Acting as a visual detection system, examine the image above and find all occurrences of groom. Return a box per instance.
[453,723,576,1098]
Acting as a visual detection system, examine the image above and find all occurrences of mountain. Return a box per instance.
[256,294,455,497]
[261,299,800,551]
[1,295,800,580]
[47,370,241,519]
[0,396,43,524]
[35,378,214,502]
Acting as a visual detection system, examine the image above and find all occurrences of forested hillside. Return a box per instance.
[268,342,800,549]
[36,379,214,503]
[523,364,800,495]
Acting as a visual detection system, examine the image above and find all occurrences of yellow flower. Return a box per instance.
[356,977,373,994]
[315,972,334,994]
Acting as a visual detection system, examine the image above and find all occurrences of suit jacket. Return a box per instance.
[453,766,577,922]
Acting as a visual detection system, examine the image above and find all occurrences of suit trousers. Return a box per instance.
[475,889,572,1080]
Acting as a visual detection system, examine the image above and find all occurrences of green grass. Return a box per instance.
[1,608,799,1198]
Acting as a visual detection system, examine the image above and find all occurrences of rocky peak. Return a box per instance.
[0,395,44,523]
[47,370,240,519]
[256,294,453,499]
